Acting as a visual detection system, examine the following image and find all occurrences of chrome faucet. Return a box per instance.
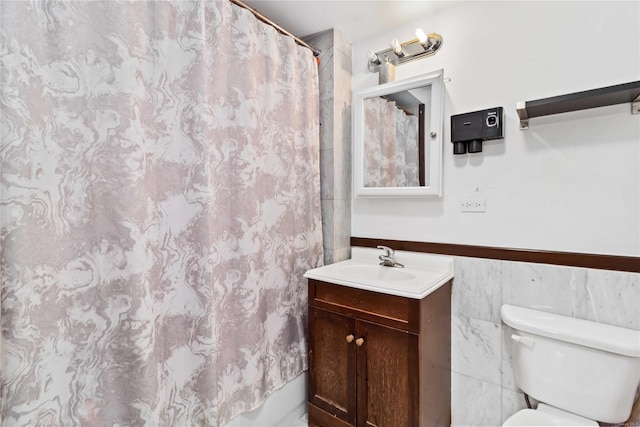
[377,245,404,268]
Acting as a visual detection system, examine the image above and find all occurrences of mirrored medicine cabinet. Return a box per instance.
[354,69,444,197]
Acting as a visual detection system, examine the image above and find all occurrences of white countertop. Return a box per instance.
[304,247,454,299]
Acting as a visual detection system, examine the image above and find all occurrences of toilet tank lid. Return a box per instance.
[501,305,640,358]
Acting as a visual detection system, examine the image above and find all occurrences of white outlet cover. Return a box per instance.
[460,198,486,212]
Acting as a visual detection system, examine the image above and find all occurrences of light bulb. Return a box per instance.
[416,28,427,44]
[390,38,404,56]
[368,50,380,64]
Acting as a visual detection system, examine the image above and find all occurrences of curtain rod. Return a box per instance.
[229,0,321,57]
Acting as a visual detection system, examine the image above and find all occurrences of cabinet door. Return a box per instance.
[309,307,357,425]
[356,321,419,427]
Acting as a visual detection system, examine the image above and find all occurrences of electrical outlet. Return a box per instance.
[460,198,486,212]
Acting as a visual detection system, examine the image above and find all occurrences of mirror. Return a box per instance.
[354,69,444,197]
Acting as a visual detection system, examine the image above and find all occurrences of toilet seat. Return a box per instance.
[503,403,599,426]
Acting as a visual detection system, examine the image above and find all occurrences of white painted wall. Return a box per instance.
[352,1,640,256]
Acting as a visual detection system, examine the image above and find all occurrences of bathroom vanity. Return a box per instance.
[304,248,453,427]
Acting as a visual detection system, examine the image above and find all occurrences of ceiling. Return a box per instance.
[240,0,457,44]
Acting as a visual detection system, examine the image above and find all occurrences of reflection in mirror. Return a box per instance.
[363,85,431,187]
[354,70,443,197]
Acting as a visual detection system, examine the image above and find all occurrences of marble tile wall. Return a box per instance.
[304,29,352,265]
[451,257,640,426]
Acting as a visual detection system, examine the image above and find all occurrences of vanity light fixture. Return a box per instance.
[368,29,443,74]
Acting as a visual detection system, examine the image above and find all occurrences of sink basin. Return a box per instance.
[339,265,415,281]
[304,247,454,299]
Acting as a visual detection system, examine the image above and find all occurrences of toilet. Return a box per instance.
[501,304,640,426]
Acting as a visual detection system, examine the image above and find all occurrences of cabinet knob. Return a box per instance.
[355,338,364,347]
[345,334,354,343]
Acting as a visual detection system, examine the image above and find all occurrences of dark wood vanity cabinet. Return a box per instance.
[307,279,451,427]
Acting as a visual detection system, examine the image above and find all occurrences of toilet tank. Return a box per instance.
[501,305,640,424]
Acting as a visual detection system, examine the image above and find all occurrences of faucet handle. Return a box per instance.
[377,245,394,257]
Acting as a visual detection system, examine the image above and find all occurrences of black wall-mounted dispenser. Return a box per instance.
[451,107,504,154]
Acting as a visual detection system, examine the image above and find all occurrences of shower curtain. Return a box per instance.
[363,97,419,187]
[0,1,323,426]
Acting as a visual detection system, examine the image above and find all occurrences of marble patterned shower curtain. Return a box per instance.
[0,1,323,426]
[363,97,419,187]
